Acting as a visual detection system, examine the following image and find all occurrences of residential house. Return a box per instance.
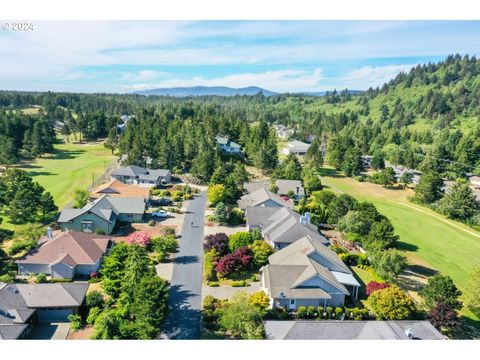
[0,282,89,339]
[90,179,151,200]
[215,135,242,154]
[282,140,311,156]
[111,165,171,187]
[264,320,444,340]
[117,114,133,133]
[58,195,146,235]
[385,162,422,186]
[273,124,294,139]
[243,179,305,200]
[261,235,360,310]
[16,231,113,279]
[237,188,294,211]
[250,206,328,249]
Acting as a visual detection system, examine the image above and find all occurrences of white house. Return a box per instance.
[215,135,242,154]
[282,140,311,156]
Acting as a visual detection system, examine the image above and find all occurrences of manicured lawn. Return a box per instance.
[320,169,480,324]
[320,170,480,291]
[16,140,115,209]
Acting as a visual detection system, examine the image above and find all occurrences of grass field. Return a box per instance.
[319,169,480,331]
[16,141,116,209]
[320,169,480,291]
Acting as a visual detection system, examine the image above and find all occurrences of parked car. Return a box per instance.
[151,210,171,218]
[150,198,172,206]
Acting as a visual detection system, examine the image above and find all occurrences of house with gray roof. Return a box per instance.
[58,194,146,235]
[282,140,311,156]
[16,231,113,279]
[111,165,171,186]
[243,179,305,199]
[215,135,242,154]
[238,188,294,211]
[248,206,328,249]
[264,320,444,340]
[0,282,88,339]
[261,235,360,310]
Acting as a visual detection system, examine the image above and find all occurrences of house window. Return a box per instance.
[81,221,93,233]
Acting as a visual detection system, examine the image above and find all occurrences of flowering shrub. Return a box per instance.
[90,271,99,278]
[126,231,152,247]
[366,281,390,296]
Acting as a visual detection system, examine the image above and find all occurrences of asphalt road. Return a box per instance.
[160,190,207,339]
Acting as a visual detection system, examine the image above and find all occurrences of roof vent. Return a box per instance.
[405,328,413,339]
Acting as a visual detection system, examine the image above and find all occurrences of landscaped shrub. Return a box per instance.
[231,280,248,287]
[249,291,270,310]
[335,307,343,318]
[227,207,245,226]
[125,231,151,247]
[204,233,229,255]
[50,278,73,283]
[297,306,307,318]
[249,240,273,267]
[68,314,82,331]
[148,220,156,226]
[368,285,416,320]
[183,193,193,200]
[250,274,259,282]
[330,244,347,254]
[86,290,105,308]
[204,249,218,282]
[151,235,178,262]
[34,273,47,283]
[207,281,219,287]
[317,306,324,317]
[86,307,102,325]
[228,232,254,252]
[95,229,106,235]
[326,306,333,315]
[307,306,316,317]
[161,227,176,236]
[366,281,390,296]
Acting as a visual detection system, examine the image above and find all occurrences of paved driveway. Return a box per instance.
[160,191,207,339]
[28,322,71,340]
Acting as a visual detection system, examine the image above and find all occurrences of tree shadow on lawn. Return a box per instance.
[28,171,57,177]
[453,316,480,339]
[406,264,438,278]
[396,241,419,252]
[319,167,345,178]
[161,285,202,339]
[52,148,86,160]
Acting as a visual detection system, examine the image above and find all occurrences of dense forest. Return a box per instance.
[0,54,479,180]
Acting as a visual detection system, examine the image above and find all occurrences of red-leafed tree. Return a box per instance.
[126,231,152,247]
[427,301,458,331]
[204,233,229,255]
[215,253,238,277]
[366,281,390,296]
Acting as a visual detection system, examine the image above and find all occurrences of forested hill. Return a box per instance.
[0,54,479,178]
[136,86,277,97]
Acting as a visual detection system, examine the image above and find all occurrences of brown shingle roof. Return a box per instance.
[16,231,111,267]
[91,179,150,199]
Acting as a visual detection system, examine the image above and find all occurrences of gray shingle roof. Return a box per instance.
[238,188,294,210]
[261,207,328,246]
[275,180,305,196]
[263,236,352,299]
[265,320,444,340]
[245,206,281,228]
[15,283,89,308]
[0,324,29,340]
[58,195,145,223]
[112,166,170,179]
[286,140,310,152]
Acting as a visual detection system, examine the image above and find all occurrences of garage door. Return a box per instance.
[38,309,73,322]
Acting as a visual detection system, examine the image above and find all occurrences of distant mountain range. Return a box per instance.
[135,86,362,97]
[136,86,278,97]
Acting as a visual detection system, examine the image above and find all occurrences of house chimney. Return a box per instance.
[304,212,311,223]
[300,215,306,225]
[47,227,53,240]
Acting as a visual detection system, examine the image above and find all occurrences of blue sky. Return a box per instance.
[1,21,479,93]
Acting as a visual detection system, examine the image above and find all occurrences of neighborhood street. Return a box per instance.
[160,190,207,339]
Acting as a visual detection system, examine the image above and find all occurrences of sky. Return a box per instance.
[1,20,480,93]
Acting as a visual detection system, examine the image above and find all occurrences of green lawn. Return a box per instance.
[320,168,480,291]
[17,140,116,209]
